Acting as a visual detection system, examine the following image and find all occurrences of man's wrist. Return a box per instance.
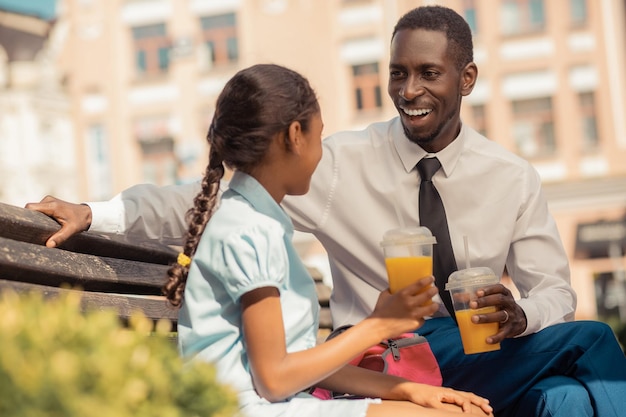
[79,203,92,231]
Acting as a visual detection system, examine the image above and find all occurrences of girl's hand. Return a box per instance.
[402,382,494,416]
[370,276,440,338]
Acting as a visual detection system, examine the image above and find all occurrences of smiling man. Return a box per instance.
[280,7,626,417]
[28,5,626,417]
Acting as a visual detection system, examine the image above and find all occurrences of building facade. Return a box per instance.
[0,5,77,206]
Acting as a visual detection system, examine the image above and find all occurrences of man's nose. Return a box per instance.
[399,77,425,100]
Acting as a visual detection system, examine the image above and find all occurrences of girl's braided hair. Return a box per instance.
[163,64,319,307]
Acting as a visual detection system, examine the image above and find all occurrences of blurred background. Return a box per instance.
[0,0,625,337]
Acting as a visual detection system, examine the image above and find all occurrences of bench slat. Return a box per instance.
[0,201,177,264]
[0,279,178,324]
[0,202,334,334]
[0,237,168,294]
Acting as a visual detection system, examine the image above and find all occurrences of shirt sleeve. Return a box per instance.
[87,182,202,245]
[508,164,576,336]
[215,222,289,302]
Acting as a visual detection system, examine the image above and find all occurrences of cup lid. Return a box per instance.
[380,226,437,247]
[445,267,499,290]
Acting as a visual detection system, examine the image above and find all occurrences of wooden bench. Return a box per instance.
[0,201,333,342]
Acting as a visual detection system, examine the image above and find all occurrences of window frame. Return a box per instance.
[351,62,383,112]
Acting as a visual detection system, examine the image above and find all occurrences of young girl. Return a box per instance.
[162,64,493,417]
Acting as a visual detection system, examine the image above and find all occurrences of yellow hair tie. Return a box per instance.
[177,253,191,267]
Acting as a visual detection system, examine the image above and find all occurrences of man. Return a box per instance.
[28,6,625,417]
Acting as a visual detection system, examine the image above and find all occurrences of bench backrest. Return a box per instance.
[0,201,332,338]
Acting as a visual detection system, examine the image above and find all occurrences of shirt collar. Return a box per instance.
[227,171,294,237]
[392,117,467,177]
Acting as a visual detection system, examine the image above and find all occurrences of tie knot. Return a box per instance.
[417,157,442,182]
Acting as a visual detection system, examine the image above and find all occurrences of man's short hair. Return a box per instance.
[392,5,474,70]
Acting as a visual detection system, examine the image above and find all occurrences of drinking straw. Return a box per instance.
[464,235,471,269]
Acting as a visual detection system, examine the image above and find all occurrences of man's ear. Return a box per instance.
[460,62,478,96]
[286,121,303,154]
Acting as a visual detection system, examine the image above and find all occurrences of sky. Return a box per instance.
[0,0,56,20]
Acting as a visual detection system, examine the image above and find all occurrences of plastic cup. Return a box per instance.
[380,227,436,302]
[445,267,501,355]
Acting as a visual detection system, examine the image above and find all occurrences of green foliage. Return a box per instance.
[0,290,239,417]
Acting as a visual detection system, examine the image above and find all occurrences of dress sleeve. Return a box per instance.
[216,222,289,302]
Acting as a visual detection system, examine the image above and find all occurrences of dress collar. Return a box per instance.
[227,171,294,236]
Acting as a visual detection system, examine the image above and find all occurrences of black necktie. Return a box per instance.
[417,157,457,319]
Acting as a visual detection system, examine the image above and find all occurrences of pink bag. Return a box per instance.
[311,326,442,400]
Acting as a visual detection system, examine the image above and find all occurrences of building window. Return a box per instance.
[463,0,478,34]
[200,13,238,68]
[352,63,382,111]
[131,23,170,78]
[471,104,488,137]
[570,0,587,26]
[511,97,556,158]
[579,92,599,151]
[136,50,146,72]
[139,137,177,186]
[134,116,177,185]
[226,37,238,61]
[85,124,112,200]
[500,0,545,36]
[158,47,169,70]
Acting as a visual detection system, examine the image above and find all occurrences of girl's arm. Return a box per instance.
[317,365,492,414]
[241,278,439,402]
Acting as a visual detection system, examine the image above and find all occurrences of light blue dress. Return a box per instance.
[177,171,377,417]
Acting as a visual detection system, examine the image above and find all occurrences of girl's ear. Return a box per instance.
[287,121,303,154]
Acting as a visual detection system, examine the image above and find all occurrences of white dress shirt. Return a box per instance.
[89,117,576,336]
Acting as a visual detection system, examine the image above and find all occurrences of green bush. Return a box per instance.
[0,290,238,417]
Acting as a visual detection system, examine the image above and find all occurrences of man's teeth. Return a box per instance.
[402,108,432,116]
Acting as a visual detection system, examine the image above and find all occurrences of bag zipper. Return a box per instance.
[388,339,401,361]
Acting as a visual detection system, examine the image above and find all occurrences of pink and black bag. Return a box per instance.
[311,325,442,399]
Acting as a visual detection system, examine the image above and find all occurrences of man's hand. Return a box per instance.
[469,284,527,343]
[25,196,92,248]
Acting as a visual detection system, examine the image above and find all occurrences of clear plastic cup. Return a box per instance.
[380,227,437,301]
[445,267,501,354]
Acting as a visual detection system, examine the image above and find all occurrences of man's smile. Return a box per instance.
[400,106,433,117]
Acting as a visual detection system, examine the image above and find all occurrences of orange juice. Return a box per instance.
[455,306,500,354]
[385,256,433,301]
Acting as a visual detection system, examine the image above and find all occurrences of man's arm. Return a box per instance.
[470,163,576,340]
[507,184,576,335]
[26,182,201,247]
[91,182,200,245]
[25,196,93,248]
